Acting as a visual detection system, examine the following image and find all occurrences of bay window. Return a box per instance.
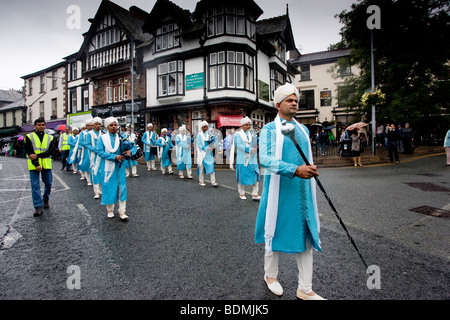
[209,51,254,91]
[158,60,184,97]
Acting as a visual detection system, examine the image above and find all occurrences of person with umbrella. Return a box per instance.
[25,118,58,216]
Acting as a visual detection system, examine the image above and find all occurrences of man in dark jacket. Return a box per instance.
[401,123,414,154]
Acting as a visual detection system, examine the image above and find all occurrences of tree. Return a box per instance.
[335,0,450,134]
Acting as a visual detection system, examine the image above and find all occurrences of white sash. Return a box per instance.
[229,129,253,170]
[101,133,120,183]
[264,115,319,256]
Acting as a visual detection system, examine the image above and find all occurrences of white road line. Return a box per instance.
[1,226,22,249]
[77,204,92,226]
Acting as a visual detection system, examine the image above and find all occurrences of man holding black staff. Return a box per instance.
[255,83,324,300]
[25,118,58,216]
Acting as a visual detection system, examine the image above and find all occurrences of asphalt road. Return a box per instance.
[0,154,449,303]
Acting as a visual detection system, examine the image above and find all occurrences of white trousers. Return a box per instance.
[264,239,314,294]
[106,201,126,214]
[146,160,156,170]
[93,183,102,196]
[238,182,259,196]
[161,164,173,173]
[125,166,137,176]
[82,171,91,184]
[179,168,192,178]
[198,164,216,184]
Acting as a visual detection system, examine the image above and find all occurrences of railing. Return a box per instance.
[86,43,131,71]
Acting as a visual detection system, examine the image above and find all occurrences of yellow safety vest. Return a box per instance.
[61,133,71,151]
[27,132,53,170]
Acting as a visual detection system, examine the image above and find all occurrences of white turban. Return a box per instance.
[179,125,187,132]
[201,121,209,128]
[84,118,93,126]
[104,117,118,128]
[72,127,79,132]
[161,128,168,133]
[147,123,153,128]
[240,116,251,126]
[273,83,300,106]
[92,117,103,125]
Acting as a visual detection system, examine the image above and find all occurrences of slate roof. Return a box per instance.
[0,90,23,103]
[292,48,352,65]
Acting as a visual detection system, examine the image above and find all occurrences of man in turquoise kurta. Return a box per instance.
[67,127,79,174]
[142,123,157,170]
[230,116,260,200]
[156,128,174,174]
[78,119,93,185]
[175,125,193,179]
[86,117,103,199]
[255,83,324,300]
[121,124,139,177]
[96,117,130,221]
[196,121,217,187]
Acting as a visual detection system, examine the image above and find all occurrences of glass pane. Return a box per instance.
[168,74,176,95]
[236,65,244,88]
[216,16,224,34]
[218,65,225,88]
[210,53,217,65]
[210,66,217,89]
[227,51,235,63]
[236,52,244,64]
[178,73,184,94]
[236,17,245,35]
[207,18,214,37]
[159,75,167,96]
[228,65,235,87]
[226,16,235,34]
[218,51,225,64]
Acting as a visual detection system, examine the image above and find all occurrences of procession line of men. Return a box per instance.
[62,116,263,221]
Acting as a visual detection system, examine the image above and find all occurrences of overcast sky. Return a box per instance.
[0,0,356,91]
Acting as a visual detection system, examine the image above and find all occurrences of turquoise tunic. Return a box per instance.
[121,133,138,168]
[175,134,192,170]
[77,130,91,172]
[142,131,157,161]
[234,130,260,185]
[85,130,103,185]
[156,136,174,168]
[96,133,127,205]
[196,131,215,175]
[255,119,321,253]
[67,135,79,165]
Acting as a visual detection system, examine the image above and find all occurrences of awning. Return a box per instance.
[217,115,243,128]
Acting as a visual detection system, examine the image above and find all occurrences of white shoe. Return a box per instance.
[239,195,247,200]
[199,182,206,187]
[187,175,193,179]
[119,213,128,221]
[264,274,283,296]
[296,289,326,300]
[132,174,139,177]
[107,212,114,219]
[126,174,130,177]
[168,171,174,174]
[94,194,100,199]
[179,175,185,179]
[252,195,261,201]
[87,182,92,186]
[212,182,218,187]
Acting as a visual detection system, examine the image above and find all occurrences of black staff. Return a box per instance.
[281,120,369,270]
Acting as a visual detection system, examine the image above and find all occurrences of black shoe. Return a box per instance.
[43,200,49,209]
[34,207,43,216]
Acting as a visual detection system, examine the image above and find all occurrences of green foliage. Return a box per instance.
[335,0,450,125]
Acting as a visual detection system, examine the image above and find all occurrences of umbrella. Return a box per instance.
[45,129,56,135]
[310,123,323,127]
[325,125,336,130]
[346,122,368,131]
[54,124,67,131]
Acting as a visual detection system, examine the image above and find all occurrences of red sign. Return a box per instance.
[217,115,243,128]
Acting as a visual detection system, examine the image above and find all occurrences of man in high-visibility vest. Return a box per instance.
[25,118,57,216]
[58,125,72,171]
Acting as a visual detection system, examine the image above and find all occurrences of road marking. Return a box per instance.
[77,204,92,226]
[0,226,22,250]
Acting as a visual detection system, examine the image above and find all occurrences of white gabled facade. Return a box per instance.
[21,61,67,126]
[140,0,300,135]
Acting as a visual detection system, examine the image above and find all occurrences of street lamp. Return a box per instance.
[370,29,376,156]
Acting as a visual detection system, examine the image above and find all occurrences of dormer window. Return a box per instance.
[206,5,256,41]
[155,23,180,52]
